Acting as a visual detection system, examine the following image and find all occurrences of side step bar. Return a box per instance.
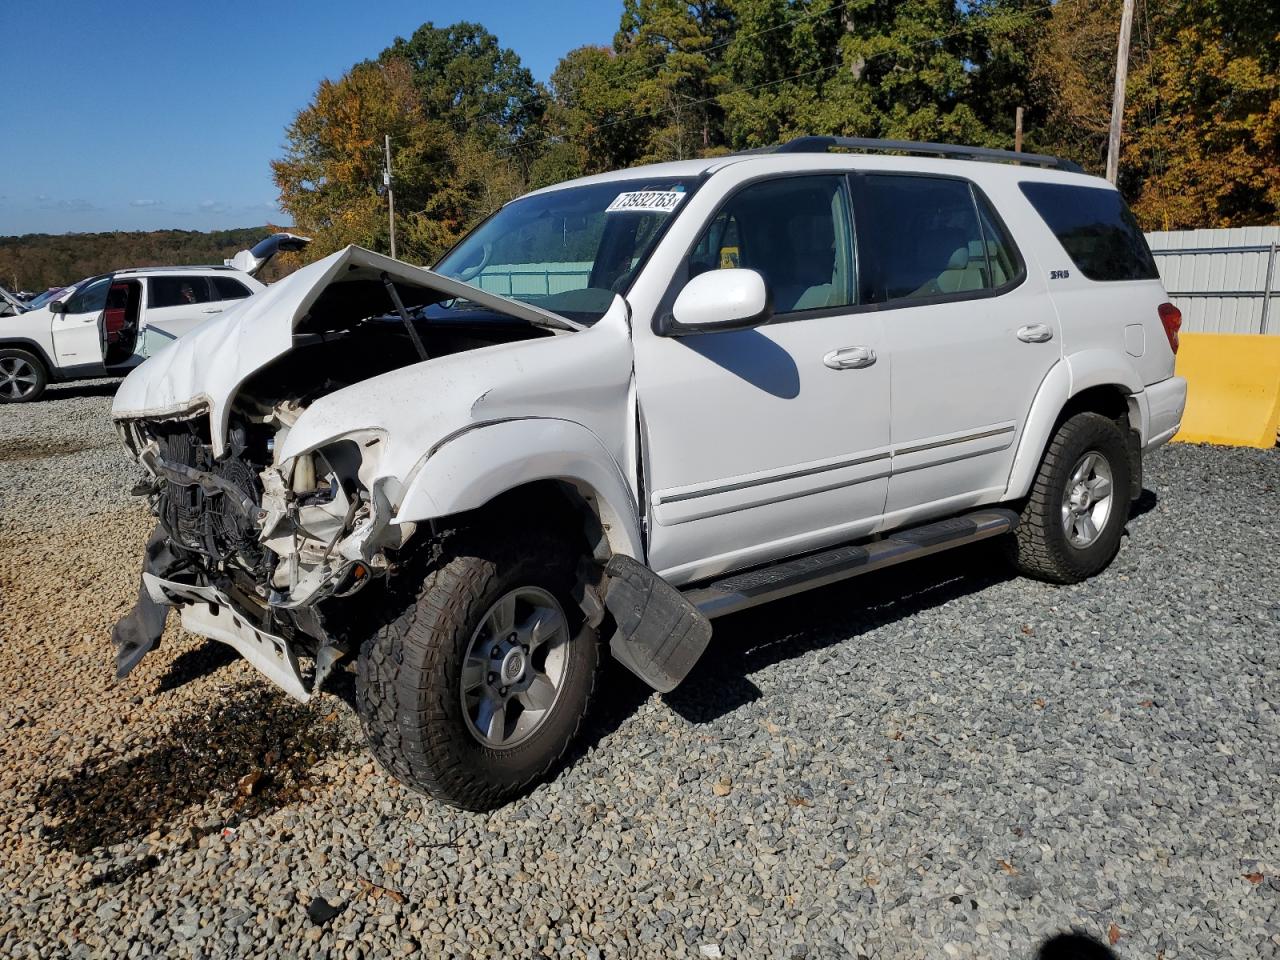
[683,508,1019,619]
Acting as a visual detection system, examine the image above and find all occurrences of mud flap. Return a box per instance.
[111,525,186,679]
[604,555,713,693]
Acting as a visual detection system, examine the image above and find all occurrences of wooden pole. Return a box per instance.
[1106,0,1136,184]
[384,133,397,260]
[1014,106,1024,155]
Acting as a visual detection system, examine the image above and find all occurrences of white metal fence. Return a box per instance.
[1147,227,1280,335]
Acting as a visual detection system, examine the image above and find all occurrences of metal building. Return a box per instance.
[1146,226,1280,336]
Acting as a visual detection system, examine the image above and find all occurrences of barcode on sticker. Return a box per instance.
[606,190,686,214]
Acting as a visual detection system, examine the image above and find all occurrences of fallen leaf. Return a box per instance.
[1244,872,1264,884]
[785,796,813,808]
[1033,698,1046,709]
[1139,700,1154,708]
[236,770,263,797]
[1021,625,1034,636]
[890,730,904,741]
[1108,923,1121,945]
[321,710,338,724]
[996,859,1018,876]
[358,878,406,905]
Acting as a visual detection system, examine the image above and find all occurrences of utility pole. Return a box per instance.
[1106,0,1136,184]
[384,133,397,260]
[1014,106,1024,155]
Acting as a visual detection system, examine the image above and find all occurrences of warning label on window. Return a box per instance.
[606,190,687,214]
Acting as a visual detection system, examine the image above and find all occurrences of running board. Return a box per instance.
[683,508,1019,620]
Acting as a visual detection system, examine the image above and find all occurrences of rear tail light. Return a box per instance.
[1158,302,1181,354]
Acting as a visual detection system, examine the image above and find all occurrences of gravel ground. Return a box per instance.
[1,381,1277,959]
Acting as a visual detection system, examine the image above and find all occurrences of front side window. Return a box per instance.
[64,276,111,314]
[433,177,697,325]
[686,175,855,315]
[1019,182,1158,282]
[859,175,1019,303]
[150,276,213,308]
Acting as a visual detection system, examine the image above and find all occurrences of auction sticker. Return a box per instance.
[606,190,687,214]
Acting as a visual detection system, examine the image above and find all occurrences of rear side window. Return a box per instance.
[212,276,252,300]
[858,175,1021,304]
[149,276,213,308]
[1019,182,1157,281]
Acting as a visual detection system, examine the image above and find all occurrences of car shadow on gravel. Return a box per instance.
[35,685,350,857]
[39,379,122,402]
[662,541,1021,724]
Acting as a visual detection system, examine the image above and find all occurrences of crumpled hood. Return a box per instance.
[112,245,579,456]
[275,296,633,495]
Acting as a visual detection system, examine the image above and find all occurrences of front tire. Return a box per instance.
[356,529,598,810]
[1006,412,1132,584]
[0,348,48,403]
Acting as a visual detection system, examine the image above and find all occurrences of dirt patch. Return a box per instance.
[0,437,102,463]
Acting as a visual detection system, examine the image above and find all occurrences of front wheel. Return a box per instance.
[356,529,598,810]
[0,348,48,403]
[1006,411,1132,584]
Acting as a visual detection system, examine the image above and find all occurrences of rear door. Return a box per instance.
[141,275,221,348]
[854,173,1060,529]
[50,275,112,368]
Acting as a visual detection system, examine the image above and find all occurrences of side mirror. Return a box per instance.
[48,300,66,314]
[666,268,772,336]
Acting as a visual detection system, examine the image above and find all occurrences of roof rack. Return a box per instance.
[769,136,1084,173]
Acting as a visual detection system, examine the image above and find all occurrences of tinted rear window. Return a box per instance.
[1019,182,1157,282]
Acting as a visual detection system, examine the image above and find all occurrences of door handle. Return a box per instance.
[202,308,223,314]
[1016,323,1053,343]
[824,345,876,370]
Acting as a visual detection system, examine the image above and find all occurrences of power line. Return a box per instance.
[499,0,1076,159]
[500,0,865,119]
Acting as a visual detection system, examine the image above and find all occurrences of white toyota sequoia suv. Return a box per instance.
[111,137,1188,810]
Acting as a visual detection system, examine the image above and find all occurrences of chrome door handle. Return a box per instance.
[1016,323,1053,343]
[203,308,223,314]
[824,345,877,370]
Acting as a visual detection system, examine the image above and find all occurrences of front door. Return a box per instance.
[852,173,1061,527]
[51,275,112,369]
[633,174,891,585]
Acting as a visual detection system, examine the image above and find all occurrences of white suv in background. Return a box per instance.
[111,138,1186,810]
[0,233,308,402]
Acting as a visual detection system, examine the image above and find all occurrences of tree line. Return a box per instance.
[273,0,1279,268]
[0,227,284,293]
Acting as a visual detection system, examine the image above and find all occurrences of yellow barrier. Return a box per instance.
[1173,332,1280,448]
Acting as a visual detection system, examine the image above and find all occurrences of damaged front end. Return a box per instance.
[114,403,411,701]
[109,244,597,701]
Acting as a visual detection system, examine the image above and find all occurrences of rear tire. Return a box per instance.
[356,528,598,810]
[0,348,48,403]
[1006,412,1132,584]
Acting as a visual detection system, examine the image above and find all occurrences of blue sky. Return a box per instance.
[0,1,620,236]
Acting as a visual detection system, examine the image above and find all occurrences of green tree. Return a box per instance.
[614,0,735,160]
[378,21,544,143]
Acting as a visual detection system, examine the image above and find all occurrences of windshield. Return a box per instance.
[432,177,697,325]
[26,285,72,310]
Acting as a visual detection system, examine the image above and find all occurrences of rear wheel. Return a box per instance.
[0,349,48,403]
[356,529,598,810]
[1006,412,1132,584]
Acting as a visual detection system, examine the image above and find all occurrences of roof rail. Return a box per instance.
[772,136,1084,173]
